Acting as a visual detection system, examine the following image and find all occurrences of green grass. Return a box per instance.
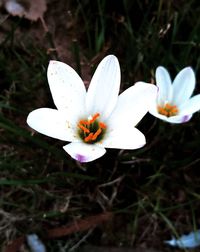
[1,0,200,251]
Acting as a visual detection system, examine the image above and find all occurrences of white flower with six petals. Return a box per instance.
[149,66,200,123]
[27,55,157,162]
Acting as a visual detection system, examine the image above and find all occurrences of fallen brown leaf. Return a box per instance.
[47,211,113,238]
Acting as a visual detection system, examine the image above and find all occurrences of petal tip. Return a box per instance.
[156,66,167,74]
[75,153,88,163]
[26,110,35,127]
[179,66,195,79]
[48,60,59,73]
[181,114,192,123]
[106,54,117,59]
[184,66,194,72]
[63,143,106,163]
[156,66,165,71]
[49,60,58,65]
[104,54,119,65]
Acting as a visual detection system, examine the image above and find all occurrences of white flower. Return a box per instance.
[149,66,200,123]
[27,55,157,162]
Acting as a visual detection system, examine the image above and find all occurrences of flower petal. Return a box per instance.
[107,82,158,128]
[102,126,146,149]
[86,55,120,120]
[149,109,192,124]
[63,142,106,162]
[179,94,200,115]
[27,108,77,141]
[156,66,173,105]
[47,60,86,118]
[172,67,195,105]
[164,114,192,123]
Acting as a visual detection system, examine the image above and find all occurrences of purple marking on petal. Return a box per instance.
[75,154,87,163]
[181,114,192,123]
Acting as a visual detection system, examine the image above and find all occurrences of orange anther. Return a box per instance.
[172,108,178,113]
[78,113,107,143]
[84,133,94,142]
[158,103,178,117]
[78,124,90,133]
[165,103,171,110]
[89,113,100,124]
[92,128,102,140]
[79,120,89,125]
[158,106,168,116]
[99,122,106,129]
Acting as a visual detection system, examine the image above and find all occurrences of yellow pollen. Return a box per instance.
[77,113,107,143]
[157,103,179,117]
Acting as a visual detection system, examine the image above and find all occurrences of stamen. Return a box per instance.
[92,128,102,140]
[79,120,89,125]
[78,124,90,133]
[77,113,107,144]
[157,103,179,117]
[84,133,94,142]
[88,113,100,124]
[99,122,106,129]
[157,107,168,116]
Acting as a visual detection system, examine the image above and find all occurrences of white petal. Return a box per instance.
[149,109,169,121]
[156,66,173,105]
[165,230,200,249]
[149,109,192,124]
[163,114,192,123]
[179,94,200,115]
[63,142,106,162]
[167,114,192,123]
[102,126,146,149]
[172,67,195,105]
[27,108,77,141]
[47,61,86,118]
[107,82,158,128]
[86,55,120,120]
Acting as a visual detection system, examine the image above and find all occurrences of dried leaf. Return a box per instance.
[4,0,47,21]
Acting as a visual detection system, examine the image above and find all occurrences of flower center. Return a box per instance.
[77,113,107,144]
[157,103,179,117]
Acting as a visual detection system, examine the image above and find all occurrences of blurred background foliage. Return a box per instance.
[0,0,200,251]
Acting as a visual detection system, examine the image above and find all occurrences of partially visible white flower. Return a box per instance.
[27,55,157,162]
[149,66,200,123]
[27,234,46,252]
[165,230,200,249]
[4,0,25,16]
[4,0,47,21]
